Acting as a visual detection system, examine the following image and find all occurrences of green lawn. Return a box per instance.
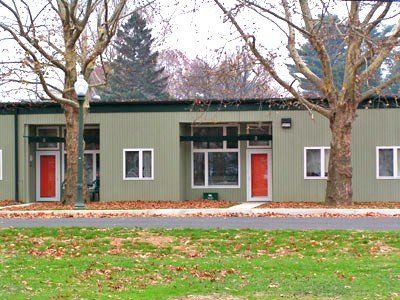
[0,228,398,299]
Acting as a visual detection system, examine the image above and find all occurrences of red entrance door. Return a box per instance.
[251,153,269,197]
[40,155,56,198]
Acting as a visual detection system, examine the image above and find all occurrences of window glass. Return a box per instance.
[379,149,394,177]
[193,152,205,186]
[84,128,100,150]
[142,151,152,178]
[193,127,223,149]
[398,149,400,178]
[63,152,99,183]
[208,152,239,185]
[63,154,67,179]
[96,153,100,179]
[324,148,330,177]
[226,127,238,149]
[124,149,153,180]
[37,127,58,149]
[248,124,271,147]
[191,125,240,187]
[306,149,321,177]
[125,151,139,178]
[63,128,67,150]
[84,154,94,185]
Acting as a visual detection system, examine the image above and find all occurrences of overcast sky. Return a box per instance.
[0,0,399,101]
[155,0,287,58]
[150,0,399,95]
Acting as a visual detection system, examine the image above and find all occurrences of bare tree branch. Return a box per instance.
[359,19,400,86]
[240,0,311,37]
[213,0,330,117]
[363,2,391,35]
[362,73,400,100]
[281,0,326,95]
[298,0,337,100]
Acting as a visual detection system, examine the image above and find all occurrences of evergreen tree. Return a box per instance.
[387,59,400,95]
[287,15,345,96]
[385,35,400,95]
[287,14,386,96]
[101,12,168,101]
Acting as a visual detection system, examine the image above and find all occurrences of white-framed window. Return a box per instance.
[61,126,101,185]
[123,149,154,180]
[192,125,240,188]
[61,125,100,186]
[246,123,272,148]
[62,150,100,185]
[376,146,400,179]
[304,147,330,179]
[0,149,2,181]
[36,126,59,150]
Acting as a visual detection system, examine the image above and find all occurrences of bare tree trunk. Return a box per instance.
[62,106,89,204]
[325,106,356,205]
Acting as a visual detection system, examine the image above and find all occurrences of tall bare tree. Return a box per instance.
[160,48,278,99]
[157,49,192,99]
[0,0,148,204]
[213,0,400,205]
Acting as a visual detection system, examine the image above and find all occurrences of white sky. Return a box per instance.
[156,1,399,58]
[0,0,399,101]
[155,0,286,58]
[151,0,399,85]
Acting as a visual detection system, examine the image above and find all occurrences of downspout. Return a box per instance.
[14,109,19,202]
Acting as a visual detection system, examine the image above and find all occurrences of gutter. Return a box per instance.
[14,109,19,202]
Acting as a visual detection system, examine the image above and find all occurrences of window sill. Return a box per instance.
[123,178,154,181]
[191,185,241,189]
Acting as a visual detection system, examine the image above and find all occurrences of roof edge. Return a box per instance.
[0,96,399,114]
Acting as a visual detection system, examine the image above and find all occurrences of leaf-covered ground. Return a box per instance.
[0,200,17,207]
[5,200,234,211]
[4,201,400,212]
[0,228,399,299]
[258,202,400,209]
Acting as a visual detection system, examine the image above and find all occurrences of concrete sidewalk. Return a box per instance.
[0,202,399,218]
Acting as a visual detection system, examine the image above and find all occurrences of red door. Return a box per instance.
[251,153,268,197]
[40,155,56,198]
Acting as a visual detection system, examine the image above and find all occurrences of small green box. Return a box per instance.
[203,192,218,201]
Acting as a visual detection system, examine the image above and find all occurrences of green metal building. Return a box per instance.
[0,98,399,203]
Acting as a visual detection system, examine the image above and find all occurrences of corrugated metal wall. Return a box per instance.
[0,107,399,202]
[178,110,331,202]
[0,115,15,200]
[272,111,330,202]
[352,109,400,201]
[99,112,181,201]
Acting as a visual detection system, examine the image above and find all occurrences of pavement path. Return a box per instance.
[0,217,399,230]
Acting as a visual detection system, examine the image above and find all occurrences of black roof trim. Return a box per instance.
[0,96,399,115]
